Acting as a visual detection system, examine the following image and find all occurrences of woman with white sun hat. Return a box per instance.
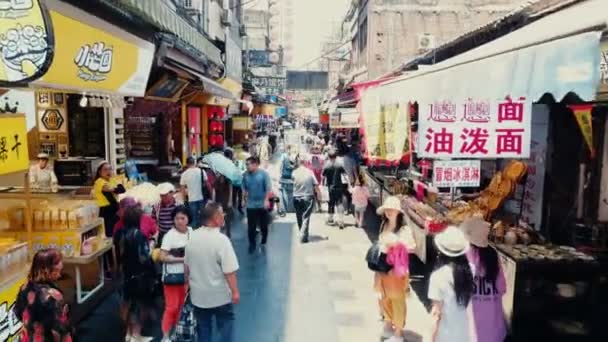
[428,226,474,342]
[373,196,416,342]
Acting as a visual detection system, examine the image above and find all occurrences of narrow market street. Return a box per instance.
[76,145,432,342]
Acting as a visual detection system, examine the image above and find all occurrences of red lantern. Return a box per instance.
[209,121,223,133]
[209,134,224,147]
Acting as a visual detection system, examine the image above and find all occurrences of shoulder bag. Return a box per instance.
[163,231,189,285]
[365,243,393,273]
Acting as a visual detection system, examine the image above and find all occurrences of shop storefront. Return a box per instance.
[0,0,154,329]
[357,1,608,339]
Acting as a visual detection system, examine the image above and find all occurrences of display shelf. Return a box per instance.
[63,239,112,265]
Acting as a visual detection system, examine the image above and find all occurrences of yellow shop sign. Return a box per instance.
[32,4,155,96]
[0,0,54,86]
[0,114,29,175]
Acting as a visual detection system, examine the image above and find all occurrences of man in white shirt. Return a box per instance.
[185,202,240,342]
[180,157,206,228]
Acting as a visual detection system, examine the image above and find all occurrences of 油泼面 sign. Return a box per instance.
[433,160,481,188]
[419,96,531,158]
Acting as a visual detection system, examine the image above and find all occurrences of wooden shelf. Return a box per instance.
[63,239,112,265]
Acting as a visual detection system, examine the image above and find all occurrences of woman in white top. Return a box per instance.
[428,226,474,342]
[374,196,416,342]
[159,205,192,341]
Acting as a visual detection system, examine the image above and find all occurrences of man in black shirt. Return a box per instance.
[322,149,349,229]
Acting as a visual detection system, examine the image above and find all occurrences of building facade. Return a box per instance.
[344,0,525,82]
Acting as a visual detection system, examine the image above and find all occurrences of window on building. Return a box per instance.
[183,0,192,7]
[358,18,368,66]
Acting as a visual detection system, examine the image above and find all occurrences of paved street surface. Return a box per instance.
[77,132,432,341]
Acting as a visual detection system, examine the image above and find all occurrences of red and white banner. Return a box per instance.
[433,160,481,188]
[419,96,532,159]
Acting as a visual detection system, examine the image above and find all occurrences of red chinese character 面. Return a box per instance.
[460,128,489,154]
[425,128,454,154]
[497,96,526,123]
[496,128,525,154]
[428,100,457,122]
[444,167,453,182]
[462,167,471,181]
[471,168,480,181]
[435,167,444,182]
[462,99,491,123]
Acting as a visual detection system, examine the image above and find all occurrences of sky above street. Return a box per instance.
[250,0,350,68]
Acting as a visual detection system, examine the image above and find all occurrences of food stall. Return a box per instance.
[0,115,123,340]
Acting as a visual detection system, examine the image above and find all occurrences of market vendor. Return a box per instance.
[94,161,126,238]
[29,153,58,192]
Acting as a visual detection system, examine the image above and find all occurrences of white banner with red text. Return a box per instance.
[418,96,532,159]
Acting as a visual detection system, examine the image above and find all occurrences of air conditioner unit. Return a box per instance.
[221,9,232,26]
[418,34,436,51]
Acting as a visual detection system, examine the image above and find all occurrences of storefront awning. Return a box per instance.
[374,0,607,104]
[164,57,236,101]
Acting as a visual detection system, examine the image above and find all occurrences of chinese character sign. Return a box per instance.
[0,114,29,175]
[433,160,481,188]
[419,96,531,158]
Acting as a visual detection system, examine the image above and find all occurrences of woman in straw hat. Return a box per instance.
[461,216,507,342]
[428,226,474,342]
[374,196,416,342]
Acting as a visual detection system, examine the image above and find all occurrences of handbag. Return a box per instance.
[163,270,186,285]
[366,243,393,273]
[171,292,198,341]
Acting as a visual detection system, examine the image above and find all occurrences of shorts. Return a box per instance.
[354,205,367,213]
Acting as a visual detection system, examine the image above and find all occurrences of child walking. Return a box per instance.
[350,174,370,228]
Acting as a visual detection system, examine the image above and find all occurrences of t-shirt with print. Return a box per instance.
[180,167,205,202]
[185,226,239,309]
[466,248,507,342]
[428,264,471,342]
[292,166,318,198]
[322,159,348,189]
[160,227,192,280]
[242,169,271,209]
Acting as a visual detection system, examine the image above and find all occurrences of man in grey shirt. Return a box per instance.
[292,155,320,243]
[185,203,240,342]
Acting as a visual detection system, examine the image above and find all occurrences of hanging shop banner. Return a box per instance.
[433,160,481,188]
[31,3,155,96]
[251,76,286,95]
[0,275,27,341]
[329,108,359,129]
[0,0,54,86]
[418,96,532,159]
[520,104,549,229]
[233,116,251,130]
[360,93,410,161]
[0,114,29,175]
[569,104,595,158]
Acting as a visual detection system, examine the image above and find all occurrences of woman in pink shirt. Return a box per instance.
[350,174,370,228]
[461,217,507,342]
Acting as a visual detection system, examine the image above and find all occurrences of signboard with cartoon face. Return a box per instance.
[32,5,155,97]
[0,0,53,86]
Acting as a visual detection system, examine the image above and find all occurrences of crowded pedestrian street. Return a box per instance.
[3,1,608,342]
